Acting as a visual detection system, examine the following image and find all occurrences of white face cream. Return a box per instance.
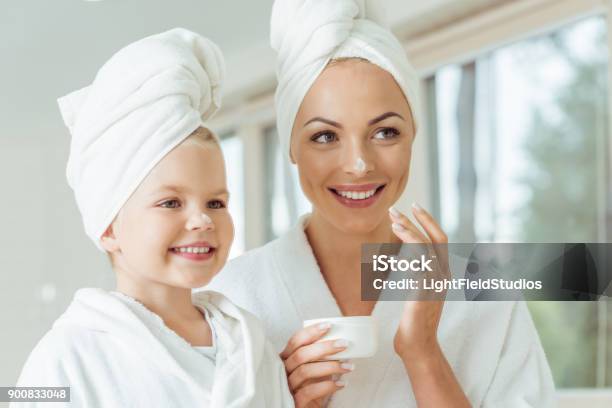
[303,316,378,360]
[354,157,366,173]
[201,213,213,224]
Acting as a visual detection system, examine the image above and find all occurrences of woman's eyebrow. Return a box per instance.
[303,112,404,128]
[303,117,343,129]
[368,112,404,125]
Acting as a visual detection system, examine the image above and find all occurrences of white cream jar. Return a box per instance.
[303,316,378,360]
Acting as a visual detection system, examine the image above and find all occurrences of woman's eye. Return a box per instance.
[373,128,400,140]
[207,199,226,209]
[311,131,337,144]
[159,199,181,209]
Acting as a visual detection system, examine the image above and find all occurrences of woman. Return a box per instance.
[208,1,555,406]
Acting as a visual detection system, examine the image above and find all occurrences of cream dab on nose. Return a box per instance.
[354,157,366,173]
[201,213,213,224]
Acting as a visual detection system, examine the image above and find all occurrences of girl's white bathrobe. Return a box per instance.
[208,216,556,407]
[14,288,293,408]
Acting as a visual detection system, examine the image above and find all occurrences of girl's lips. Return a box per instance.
[169,248,215,262]
[328,184,386,208]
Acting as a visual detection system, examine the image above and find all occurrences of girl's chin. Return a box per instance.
[177,273,216,289]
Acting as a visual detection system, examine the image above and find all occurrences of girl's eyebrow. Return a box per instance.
[150,185,230,196]
[156,185,183,192]
[214,189,230,197]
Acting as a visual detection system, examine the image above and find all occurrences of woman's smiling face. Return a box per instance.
[291,59,415,234]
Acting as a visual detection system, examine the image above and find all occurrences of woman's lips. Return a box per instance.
[328,184,386,208]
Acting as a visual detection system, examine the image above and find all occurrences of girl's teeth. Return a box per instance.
[175,247,211,254]
[338,189,377,200]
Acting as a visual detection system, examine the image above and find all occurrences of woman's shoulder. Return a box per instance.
[216,224,306,279]
[206,237,284,306]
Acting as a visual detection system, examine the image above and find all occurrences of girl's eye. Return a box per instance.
[311,131,338,144]
[159,199,181,209]
[373,128,400,140]
[207,199,226,209]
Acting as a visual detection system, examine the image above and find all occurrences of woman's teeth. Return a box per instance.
[337,189,377,200]
[172,247,211,254]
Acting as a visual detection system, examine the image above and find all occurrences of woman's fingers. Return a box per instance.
[284,339,349,373]
[293,379,346,408]
[411,204,450,276]
[280,322,332,360]
[410,203,448,244]
[388,206,430,243]
[389,205,449,284]
[288,360,354,392]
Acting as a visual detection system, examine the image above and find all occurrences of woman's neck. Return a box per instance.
[305,211,399,316]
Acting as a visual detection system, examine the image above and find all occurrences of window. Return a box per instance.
[219,134,245,259]
[264,126,311,241]
[426,15,610,387]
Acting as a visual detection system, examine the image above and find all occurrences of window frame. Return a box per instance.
[409,0,612,393]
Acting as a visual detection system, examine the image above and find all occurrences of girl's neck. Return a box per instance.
[115,270,203,324]
[114,270,213,347]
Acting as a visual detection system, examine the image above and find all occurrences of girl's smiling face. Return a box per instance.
[101,129,233,289]
[290,59,416,234]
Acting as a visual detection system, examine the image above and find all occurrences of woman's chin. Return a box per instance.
[331,214,386,236]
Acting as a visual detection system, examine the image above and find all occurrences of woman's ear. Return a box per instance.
[100,223,121,253]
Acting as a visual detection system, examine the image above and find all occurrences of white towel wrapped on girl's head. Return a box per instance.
[59,28,225,251]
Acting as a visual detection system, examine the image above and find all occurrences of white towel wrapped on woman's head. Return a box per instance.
[271,0,421,159]
[58,28,225,251]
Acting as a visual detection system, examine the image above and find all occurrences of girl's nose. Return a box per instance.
[185,212,215,231]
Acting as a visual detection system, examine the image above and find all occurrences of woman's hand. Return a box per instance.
[280,323,354,407]
[388,203,450,360]
[388,204,470,407]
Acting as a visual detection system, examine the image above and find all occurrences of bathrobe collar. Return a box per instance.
[271,214,404,381]
[53,288,262,407]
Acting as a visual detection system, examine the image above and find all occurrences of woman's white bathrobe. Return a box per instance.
[208,216,556,407]
[14,288,293,408]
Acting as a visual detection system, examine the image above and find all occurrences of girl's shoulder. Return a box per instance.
[16,324,106,387]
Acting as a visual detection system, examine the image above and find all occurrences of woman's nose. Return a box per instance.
[342,139,374,177]
[185,212,215,231]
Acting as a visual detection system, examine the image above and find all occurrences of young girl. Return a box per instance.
[14,28,294,407]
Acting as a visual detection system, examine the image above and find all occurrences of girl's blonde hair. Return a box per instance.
[182,126,219,147]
